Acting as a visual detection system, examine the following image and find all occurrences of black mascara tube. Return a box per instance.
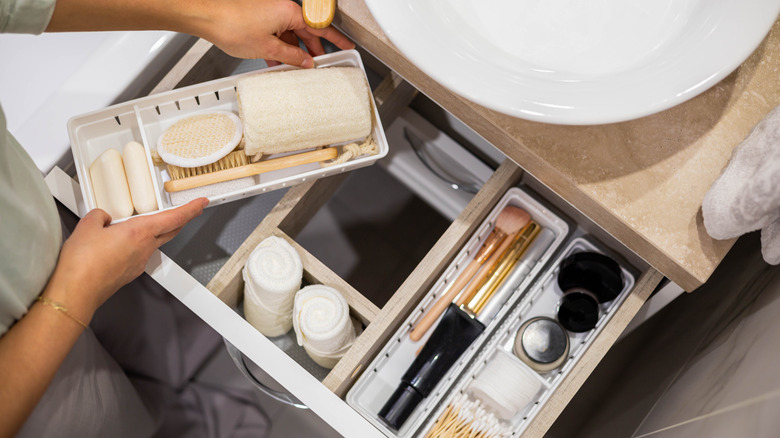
[378,303,484,430]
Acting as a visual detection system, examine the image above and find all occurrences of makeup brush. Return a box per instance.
[477,228,556,324]
[463,222,540,312]
[409,206,530,342]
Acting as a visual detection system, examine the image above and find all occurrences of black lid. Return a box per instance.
[557,252,624,303]
[520,317,569,364]
[378,384,423,431]
[557,288,600,333]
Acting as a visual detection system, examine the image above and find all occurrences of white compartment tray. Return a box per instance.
[347,187,570,437]
[67,49,387,222]
[418,237,637,437]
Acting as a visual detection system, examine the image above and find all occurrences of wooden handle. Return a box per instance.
[409,260,480,342]
[454,232,518,307]
[302,0,336,29]
[164,148,338,193]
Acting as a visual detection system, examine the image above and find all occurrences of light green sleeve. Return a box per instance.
[0,104,62,336]
[0,0,56,34]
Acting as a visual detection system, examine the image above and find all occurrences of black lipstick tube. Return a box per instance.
[378,303,485,430]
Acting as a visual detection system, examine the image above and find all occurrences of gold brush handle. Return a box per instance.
[302,0,336,29]
[453,230,519,307]
[164,148,338,193]
[468,223,540,314]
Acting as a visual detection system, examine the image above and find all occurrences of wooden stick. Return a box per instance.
[302,0,336,28]
[164,147,338,192]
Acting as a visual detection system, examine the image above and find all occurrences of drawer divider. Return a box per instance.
[282,234,380,325]
[325,159,524,396]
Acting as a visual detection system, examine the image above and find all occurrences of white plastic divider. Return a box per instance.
[67,49,388,223]
[44,166,385,438]
[418,237,637,437]
[346,187,570,437]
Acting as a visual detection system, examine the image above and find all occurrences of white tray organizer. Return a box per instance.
[347,187,570,437]
[417,237,637,437]
[67,50,388,223]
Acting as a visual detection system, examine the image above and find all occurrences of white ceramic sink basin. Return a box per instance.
[0,31,192,172]
[365,0,780,125]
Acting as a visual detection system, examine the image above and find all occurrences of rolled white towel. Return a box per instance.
[243,236,303,337]
[292,285,355,369]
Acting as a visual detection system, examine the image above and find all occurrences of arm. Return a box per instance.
[45,0,355,67]
[0,199,207,438]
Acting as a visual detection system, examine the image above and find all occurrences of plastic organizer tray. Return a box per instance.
[67,49,388,223]
[416,237,637,437]
[346,187,570,437]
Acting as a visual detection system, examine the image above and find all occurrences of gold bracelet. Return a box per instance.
[36,296,88,329]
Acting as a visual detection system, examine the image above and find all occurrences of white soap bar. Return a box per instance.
[122,141,158,214]
[89,148,134,220]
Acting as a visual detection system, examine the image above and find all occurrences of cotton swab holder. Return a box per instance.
[468,349,544,420]
[425,393,512,438]
[242,236,303,337]
[292,285,356,369]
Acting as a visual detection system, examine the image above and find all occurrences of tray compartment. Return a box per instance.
[69,108,148,211]
[418,237,638,437]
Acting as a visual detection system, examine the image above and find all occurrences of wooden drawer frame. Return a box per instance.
[140,40,663,437]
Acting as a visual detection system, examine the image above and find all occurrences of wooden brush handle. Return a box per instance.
[164,148,338,193]
[409,260,480,342]
[302,0,336,29]
[454,233,518,307]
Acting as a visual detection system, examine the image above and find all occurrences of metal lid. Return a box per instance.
[513,316,569,372]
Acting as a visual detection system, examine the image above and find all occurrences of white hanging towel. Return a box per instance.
[702,104,780,265]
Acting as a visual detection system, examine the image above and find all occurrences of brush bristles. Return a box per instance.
[494,206,531,235]
[167,150,250,180]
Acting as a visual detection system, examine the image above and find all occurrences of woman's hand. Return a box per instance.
[46,0,355,68]
[41,198,208,324]
[194,0,355,66]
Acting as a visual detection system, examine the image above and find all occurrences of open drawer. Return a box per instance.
[48,42,663,437]
[199,154,663,435]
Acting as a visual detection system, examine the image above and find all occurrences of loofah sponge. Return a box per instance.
[237,67,372,158]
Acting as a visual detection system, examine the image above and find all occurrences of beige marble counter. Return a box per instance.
[336,2,780,291]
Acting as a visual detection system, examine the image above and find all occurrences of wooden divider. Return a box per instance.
[324,159,524,395]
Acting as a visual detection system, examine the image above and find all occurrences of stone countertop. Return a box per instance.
[335,1,780,291]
